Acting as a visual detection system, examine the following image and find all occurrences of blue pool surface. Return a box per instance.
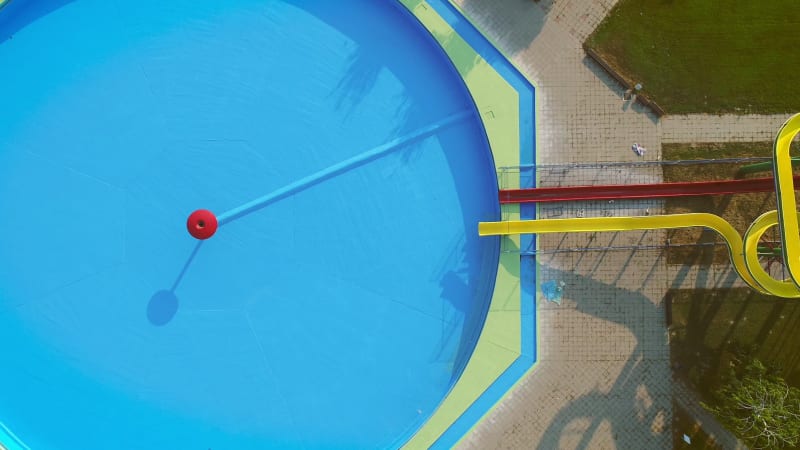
[0,0,501,448]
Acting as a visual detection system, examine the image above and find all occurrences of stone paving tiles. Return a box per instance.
[451,0,670,448]
[447,0,793,447]
[662,114,794,143]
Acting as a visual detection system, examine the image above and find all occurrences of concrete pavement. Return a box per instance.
[448,0,786,448]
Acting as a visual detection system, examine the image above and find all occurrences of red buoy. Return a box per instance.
[186,209,218,240]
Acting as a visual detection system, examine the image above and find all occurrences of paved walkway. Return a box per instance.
[662,114,794,143]
[447,0,791,448]
[452,0,671,448]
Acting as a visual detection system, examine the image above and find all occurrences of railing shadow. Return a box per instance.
[458,0,547,57]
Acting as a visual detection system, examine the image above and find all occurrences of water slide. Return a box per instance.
[499,175,800,203]
[480,113,800,299]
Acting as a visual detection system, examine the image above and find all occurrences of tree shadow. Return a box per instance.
[329,47,388,120]
[671,287,800,389]
[438,267,481,383]
[498,234,524,274]
[458,0,547,57]
[427,117,501,384]
[424,225,499,384]
[535,260,670,448]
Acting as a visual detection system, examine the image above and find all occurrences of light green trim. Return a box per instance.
[399,1,523,448]
[438,4,548,446]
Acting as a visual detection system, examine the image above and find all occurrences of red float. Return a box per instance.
[186,209,218,240]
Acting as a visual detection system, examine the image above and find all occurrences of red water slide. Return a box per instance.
[500,175,800,204]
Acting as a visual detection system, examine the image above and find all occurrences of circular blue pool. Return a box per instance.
[0,0,500,447]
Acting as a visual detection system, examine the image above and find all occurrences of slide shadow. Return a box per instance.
[458,0,546,56]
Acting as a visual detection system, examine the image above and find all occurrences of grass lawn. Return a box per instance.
[586,0,800,114]
[665,142,800,448]
[662,142,800,264]
[669,287,800,449]
[669,287,800,391]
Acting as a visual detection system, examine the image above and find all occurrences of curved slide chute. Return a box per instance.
[479,113,800,298]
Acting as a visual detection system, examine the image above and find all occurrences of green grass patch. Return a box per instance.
[669,288,800,449]
[586,0,800,114]
[669,287,800,390]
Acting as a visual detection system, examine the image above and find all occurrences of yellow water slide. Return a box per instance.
[480,113,800,298]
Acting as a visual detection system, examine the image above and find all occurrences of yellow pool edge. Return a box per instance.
[398,1,525,448]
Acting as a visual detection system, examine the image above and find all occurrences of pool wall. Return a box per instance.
[397,1,538,449]
[2,1,503,447]
[0,1,534,448]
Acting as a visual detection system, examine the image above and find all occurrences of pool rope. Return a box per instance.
[480,113,800,298]
[216,110,471,224]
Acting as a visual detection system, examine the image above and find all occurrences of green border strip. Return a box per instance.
[399,1,523,448]
[430,2,546,448]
